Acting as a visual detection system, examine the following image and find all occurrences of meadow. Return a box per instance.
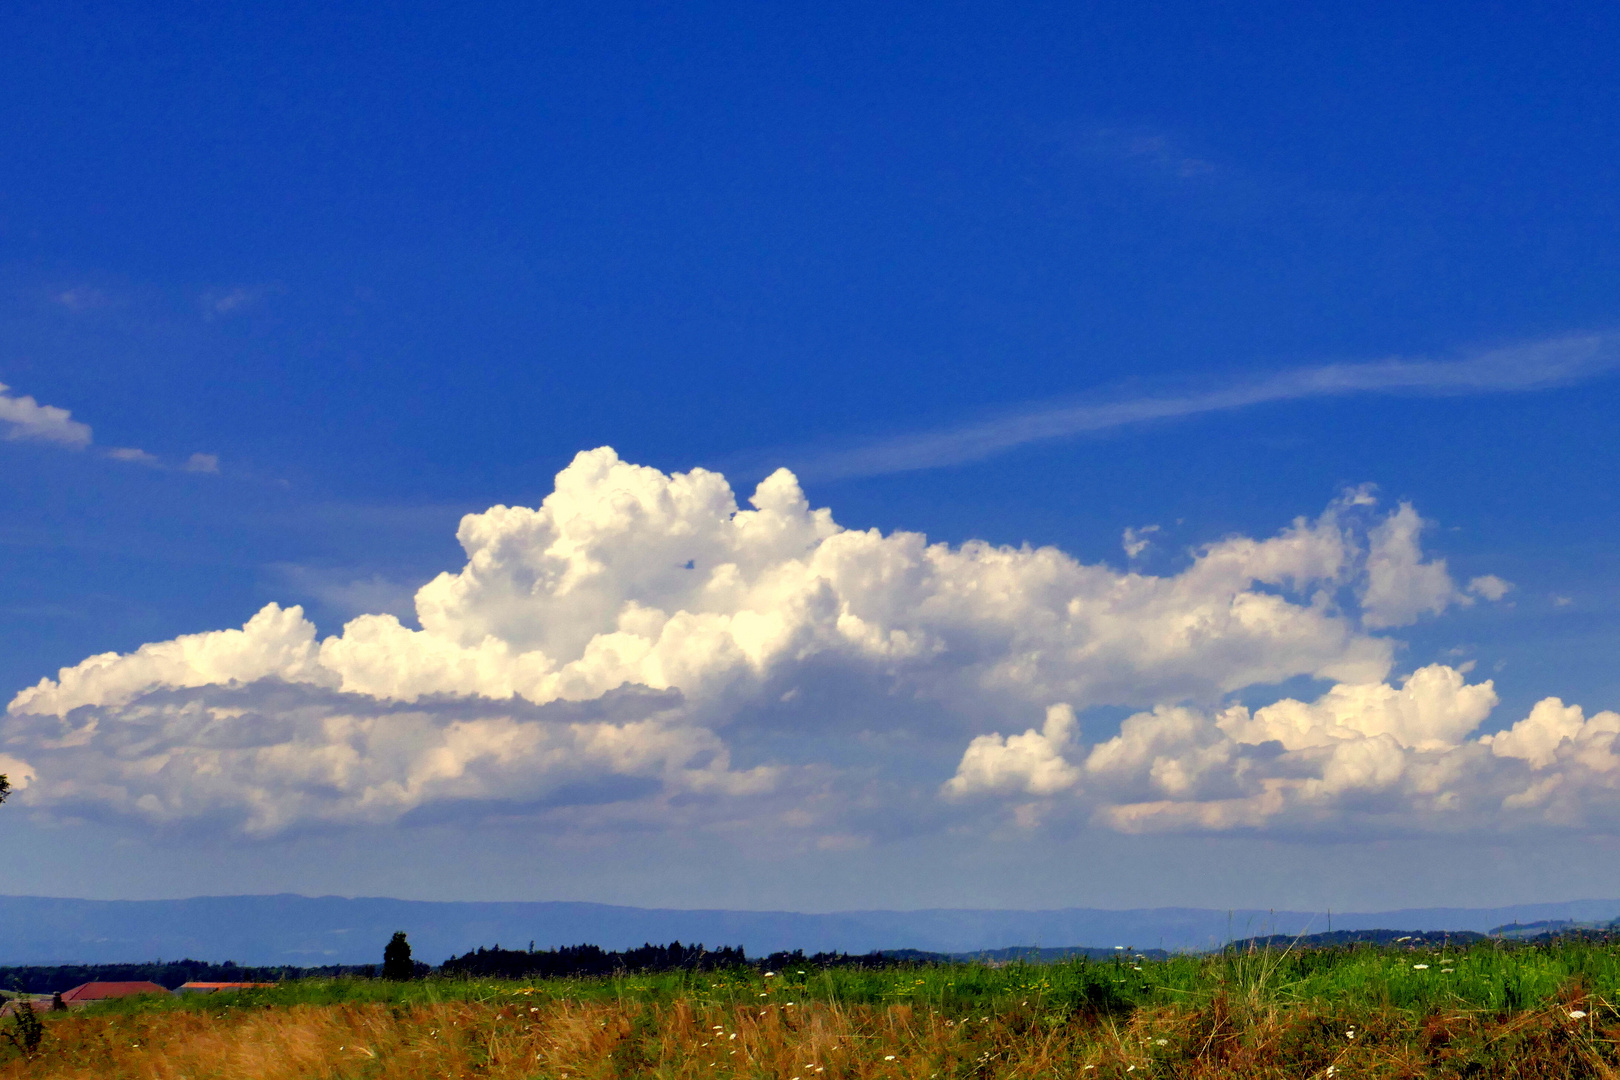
[6,939,1620,1078]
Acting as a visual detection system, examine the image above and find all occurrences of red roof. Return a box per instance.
[59,981,170,1002]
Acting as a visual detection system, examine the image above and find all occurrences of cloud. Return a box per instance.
[0,383,93,447]
[0,754,34,790]
[0,382,218,471]
[0,448,1536,839]
[274,565,422,621]
[946,705,1081,798]
[201,285,280,319]
[107,447,161,466]
[794,332,1620,479]
[53,287,110,311]
[1121,525,1160,559]
[1359,502,1463,628]
[1484,698,1620,773]
[105,447,219,471]
[1081,128,1222,182]
[1468,575,1514,602]
[948,665,1620,834]
[3,680,769,835]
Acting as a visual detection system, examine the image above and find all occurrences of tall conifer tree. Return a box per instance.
[381,932,414,980]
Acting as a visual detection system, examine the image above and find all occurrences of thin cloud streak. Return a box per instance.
[795,332,1620,480]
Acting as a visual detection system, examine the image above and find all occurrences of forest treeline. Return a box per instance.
[0,960,383,996]
[437,941,907,979]
[0,941,905,993]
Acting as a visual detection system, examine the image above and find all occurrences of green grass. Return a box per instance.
[18,942,1620,1079]
[74,937,1620,1019]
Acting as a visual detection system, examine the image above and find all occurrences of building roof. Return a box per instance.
[59,981,171,1002]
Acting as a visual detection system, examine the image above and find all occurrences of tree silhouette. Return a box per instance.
[381,932,414,980]
[0,774,10,805]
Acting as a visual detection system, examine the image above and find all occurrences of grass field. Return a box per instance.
[6,939,1620,1078]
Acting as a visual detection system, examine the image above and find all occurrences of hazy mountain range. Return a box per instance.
[3,895,1618,965]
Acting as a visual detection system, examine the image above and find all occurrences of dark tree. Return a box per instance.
[381,932,414,980]
[0,775,10,805]
[436,940,896,980]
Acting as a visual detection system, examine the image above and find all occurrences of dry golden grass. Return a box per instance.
[5,989,1620,1080]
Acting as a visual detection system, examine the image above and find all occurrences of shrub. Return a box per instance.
[3,1001,42,1057]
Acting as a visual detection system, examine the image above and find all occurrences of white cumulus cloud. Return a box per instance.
[1358,502,1464,628]
[945,705,1082,798]
[0,447,1559,839]
[947,663,1620,834]
[3,681,769,835]
[0,382,219,469]
[0,382,93,447]
[1468,575,1514,602]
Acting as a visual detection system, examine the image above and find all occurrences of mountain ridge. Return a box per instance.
[2,894,1616,965]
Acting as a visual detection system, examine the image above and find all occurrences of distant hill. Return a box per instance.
[1,894,1617,965]
[941,946,1170,962]
[1228,929,1491,950]
[1489,918,1620,939]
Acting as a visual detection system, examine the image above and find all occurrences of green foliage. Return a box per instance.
[381,931,415,981]
[442,940,753,978]
[0,958,368,995]
[2,1001,43,1057]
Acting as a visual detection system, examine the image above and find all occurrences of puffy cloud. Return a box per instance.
[0,383,218,469]
[1358,503,1462,628]
[1484,698,1620,772]
[948,664,1620,834]
[0,382,92,447]
[2,448,1542,837]
[3,681,771,835]
[945,705,1081,798]
[1468,575,1514,602]
[1216,663,1498,752]
[10,603,334,717]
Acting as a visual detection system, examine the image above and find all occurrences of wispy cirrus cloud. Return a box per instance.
[793,332,1620,480]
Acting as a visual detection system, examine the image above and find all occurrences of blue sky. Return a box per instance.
[5,1,1620,912]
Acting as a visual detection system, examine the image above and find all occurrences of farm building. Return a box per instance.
[59,981,170,1005]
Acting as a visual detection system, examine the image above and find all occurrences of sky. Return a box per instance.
[4,0,1620,914]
